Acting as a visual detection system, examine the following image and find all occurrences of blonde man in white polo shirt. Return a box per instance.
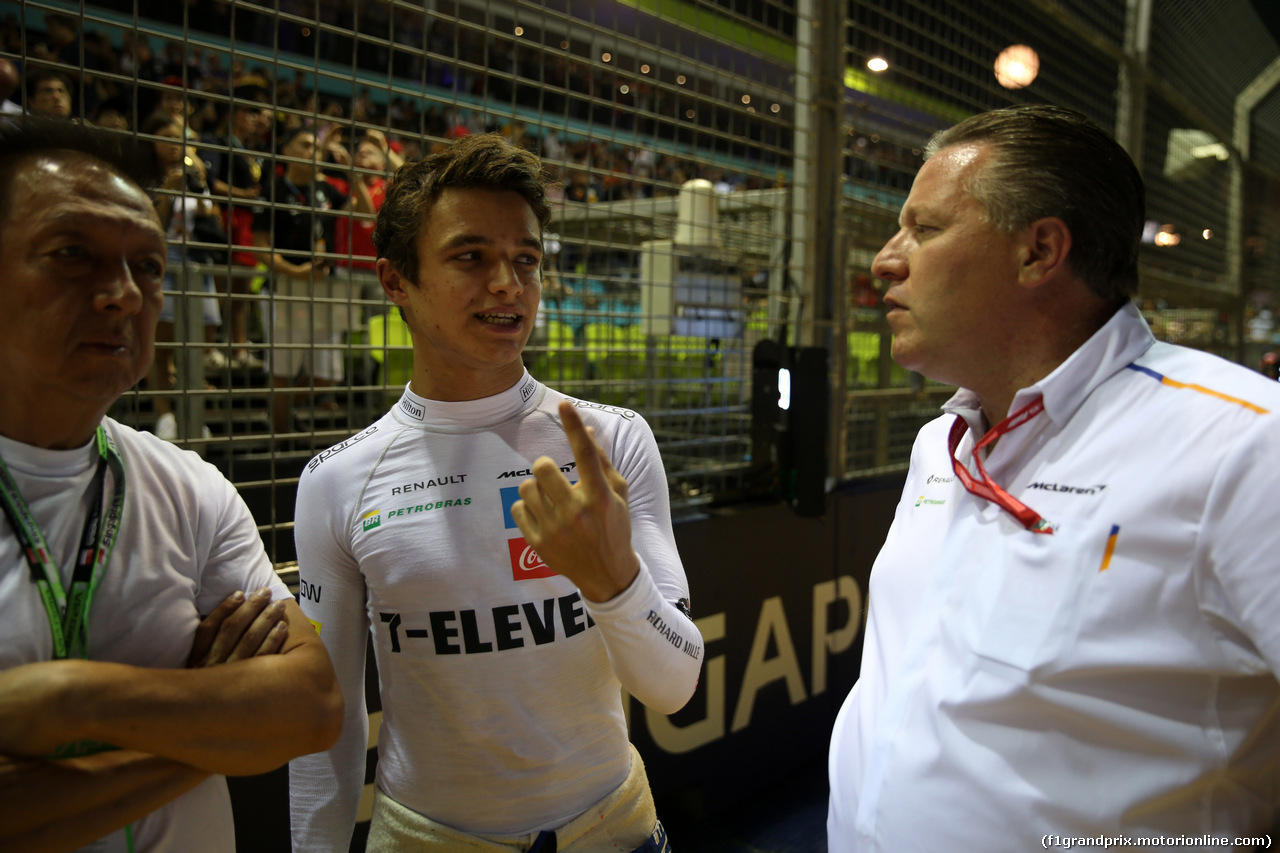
[829,105,1280,852]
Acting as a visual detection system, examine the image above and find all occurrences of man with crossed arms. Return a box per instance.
[0,117,342,852]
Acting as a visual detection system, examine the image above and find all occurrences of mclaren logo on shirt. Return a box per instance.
[1026,482,1107,495]
[496,461,576,480]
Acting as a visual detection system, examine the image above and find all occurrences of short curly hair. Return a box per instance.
[373,133,552,285]
[925,104,1145,302]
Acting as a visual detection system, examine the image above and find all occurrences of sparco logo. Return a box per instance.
[399,398,425,421]
[507,536,555,580]
[572,399,636,420]
[1026,482,1107,496]
[307,425,378,471]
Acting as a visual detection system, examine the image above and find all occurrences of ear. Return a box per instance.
[376,257,411,307]
[1016,216,1072,290]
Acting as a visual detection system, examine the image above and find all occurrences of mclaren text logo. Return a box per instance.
[497,462,576,480]
[1027,482,1107,496]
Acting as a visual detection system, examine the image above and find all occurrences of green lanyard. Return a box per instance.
[0,425,126,660]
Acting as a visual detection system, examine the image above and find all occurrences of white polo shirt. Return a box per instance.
[829,302,1280,852]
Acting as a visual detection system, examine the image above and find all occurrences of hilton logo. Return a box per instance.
[399,399,425,421]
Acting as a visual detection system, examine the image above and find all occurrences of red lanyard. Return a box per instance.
[948,397,1052,534]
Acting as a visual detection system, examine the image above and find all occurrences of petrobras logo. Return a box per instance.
[914,495,945,507]
[362,509,382,531]
[508,536,556,580]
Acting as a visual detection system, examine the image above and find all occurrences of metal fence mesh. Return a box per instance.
[5,0,1277,563]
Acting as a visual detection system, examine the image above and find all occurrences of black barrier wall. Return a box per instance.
[227,476,904,849]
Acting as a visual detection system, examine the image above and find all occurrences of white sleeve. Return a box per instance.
[584,415,702,714]
[288,466,370,853]
[1201,415,1280,676]
[190,461,290,614]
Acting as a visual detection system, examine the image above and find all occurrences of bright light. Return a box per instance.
[685,109,695,119]
[740,94,751,104]
[867,57,888,72]
[640,64,650,74]
[747,106,756,113]
[676,75,687,85]
[514,26,524,36]
[560,40,569,49]
[994,44,1039,89]
[770,103,780,113]
[1154,227,1182,247]
[601,52,612,62]
[1203,229,1214,239]
[619,84,630,94]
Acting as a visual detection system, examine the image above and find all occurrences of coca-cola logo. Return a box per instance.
[517,545,544,571]
[507,536,556,580]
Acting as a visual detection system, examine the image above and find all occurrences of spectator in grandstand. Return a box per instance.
[289,132,700,853]
[141,111,226,441]
[331,129,400,272]
[0,115,342,853]
[0,58,21,114]
[201,87,269,371]
[24,68,72,119]
[828,104,1280,850]
[251,126,351,432]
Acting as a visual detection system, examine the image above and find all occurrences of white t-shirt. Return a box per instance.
[0,419,288,853]
[289,373,702,850]
[829,302,1280,852]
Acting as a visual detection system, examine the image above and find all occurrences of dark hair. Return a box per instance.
[139,110,180,137]
[373,133,551,284]
[25,67,70,99]
[925,104,1145,302]
[0,116,159,223]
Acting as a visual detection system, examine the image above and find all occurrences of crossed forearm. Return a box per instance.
[0,647,341,776]
[0,750,207,853]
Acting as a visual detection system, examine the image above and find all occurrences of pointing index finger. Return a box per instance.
[559,400,606,492]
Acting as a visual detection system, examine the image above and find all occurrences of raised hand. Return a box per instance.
[511,401,640,602]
